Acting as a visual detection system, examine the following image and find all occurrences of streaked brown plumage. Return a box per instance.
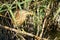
[12,10,34,28]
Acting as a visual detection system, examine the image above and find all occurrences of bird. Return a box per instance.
[12,9,34,28]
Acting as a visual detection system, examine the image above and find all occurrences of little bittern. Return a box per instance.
[12,10,34,28]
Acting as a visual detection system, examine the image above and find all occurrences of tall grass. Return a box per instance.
[1,0,58,40]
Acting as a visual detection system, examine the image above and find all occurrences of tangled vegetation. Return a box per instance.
[0,0,60,40]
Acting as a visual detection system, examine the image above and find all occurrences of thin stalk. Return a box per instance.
[0,25,41,40]
[53,7,60,20]
[8,9,16,23]
[16,1,22,10]
[2,4,16,25]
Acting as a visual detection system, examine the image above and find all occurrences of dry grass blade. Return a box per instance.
[0,24,42,40]
[53,7,60,20]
